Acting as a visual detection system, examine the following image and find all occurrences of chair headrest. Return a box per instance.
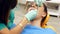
[42,14,50,28]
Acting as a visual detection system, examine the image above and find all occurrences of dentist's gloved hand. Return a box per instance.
[25,9,37,21]
[34,0,46,7]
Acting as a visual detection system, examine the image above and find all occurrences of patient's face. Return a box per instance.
[36,5,45,19]
[33,4,46,20]
[26,2,46,19]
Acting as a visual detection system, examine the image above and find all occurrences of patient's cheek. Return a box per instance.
[35,7,44,18]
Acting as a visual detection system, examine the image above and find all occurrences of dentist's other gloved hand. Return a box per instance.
[34,0,46,7]
[25,9,37,21]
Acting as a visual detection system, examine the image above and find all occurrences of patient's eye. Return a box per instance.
[36,4,38,6]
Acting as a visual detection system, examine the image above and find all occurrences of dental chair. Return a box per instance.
[41,14,56,32]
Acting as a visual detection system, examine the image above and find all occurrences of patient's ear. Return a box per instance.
[42,11,46,18]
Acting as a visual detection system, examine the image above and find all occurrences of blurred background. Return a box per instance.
[13,0,60,34]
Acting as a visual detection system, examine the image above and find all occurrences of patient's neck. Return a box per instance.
[30,18,42,28]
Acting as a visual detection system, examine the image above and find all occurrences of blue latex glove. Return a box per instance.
[34,0,46,7]
[25,9,37,21]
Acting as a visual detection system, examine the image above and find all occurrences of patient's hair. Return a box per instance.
[0,0,17,25]
[41,3,47,26]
